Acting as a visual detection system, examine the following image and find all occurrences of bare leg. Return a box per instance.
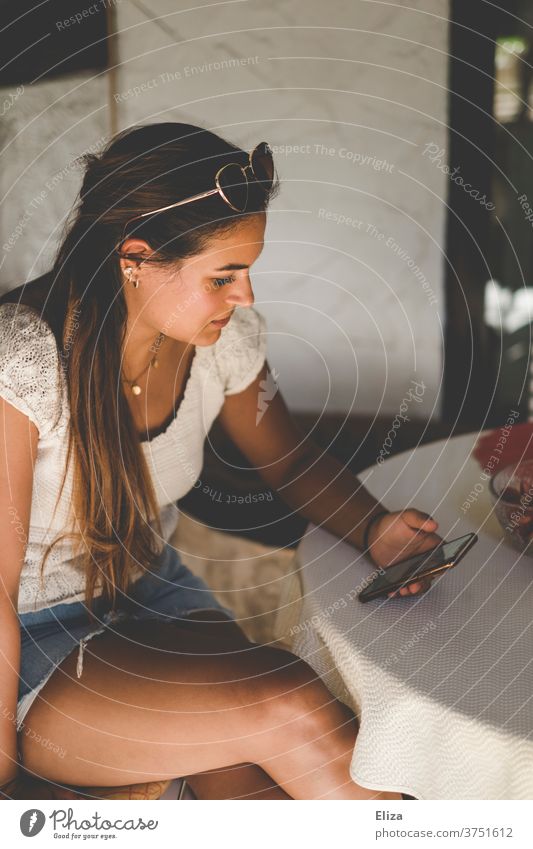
[19,616,400,800]
[182,615,382,800]
[185,762,292,800]
[177,612,292,799]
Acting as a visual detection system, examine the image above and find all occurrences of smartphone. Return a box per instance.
[357,532,478,603]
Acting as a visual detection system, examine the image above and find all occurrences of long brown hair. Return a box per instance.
[0,122,279,619]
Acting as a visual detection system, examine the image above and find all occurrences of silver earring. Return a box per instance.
[124,267,139,288]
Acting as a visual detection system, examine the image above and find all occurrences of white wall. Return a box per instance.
[0,73,110,285]
[0,0,450,419]
[114,0,450,419]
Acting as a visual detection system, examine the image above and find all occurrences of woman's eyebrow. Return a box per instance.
[214,263,249,271]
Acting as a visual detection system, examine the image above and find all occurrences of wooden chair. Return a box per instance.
[8,770,195,800]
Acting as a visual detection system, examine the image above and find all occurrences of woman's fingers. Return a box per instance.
[410,531,442,555]
[387,577,431,598]
[402,509,439,533]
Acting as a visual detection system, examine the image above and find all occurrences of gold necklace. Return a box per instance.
[122,332,166,395]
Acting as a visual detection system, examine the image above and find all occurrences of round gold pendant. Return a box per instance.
[131,384,142,396]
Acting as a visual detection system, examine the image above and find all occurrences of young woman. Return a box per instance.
[0,122,440,800]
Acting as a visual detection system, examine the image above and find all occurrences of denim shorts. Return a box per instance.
[16,541,236,751]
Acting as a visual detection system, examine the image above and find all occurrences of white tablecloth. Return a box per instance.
[273,433,533,799]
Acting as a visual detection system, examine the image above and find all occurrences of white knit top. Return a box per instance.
[0,302,267,614]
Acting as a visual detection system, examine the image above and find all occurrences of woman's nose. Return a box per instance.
[226,274,255,308]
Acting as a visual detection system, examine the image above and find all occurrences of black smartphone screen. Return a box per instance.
[358,533,477,602]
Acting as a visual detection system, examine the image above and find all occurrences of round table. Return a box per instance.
[273,432,533,799]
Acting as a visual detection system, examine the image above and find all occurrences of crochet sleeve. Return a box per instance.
[216,306,268,396]
[0,303,64,437]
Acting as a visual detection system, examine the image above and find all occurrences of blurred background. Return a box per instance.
[1,0,532,577]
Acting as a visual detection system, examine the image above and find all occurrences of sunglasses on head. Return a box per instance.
[116,141,275,253]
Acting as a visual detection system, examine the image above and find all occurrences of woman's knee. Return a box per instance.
[243,647,333,728]
[271,652,356,740]
[230,647,348,765]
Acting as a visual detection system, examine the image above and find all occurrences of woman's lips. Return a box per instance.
[210,314,232,327]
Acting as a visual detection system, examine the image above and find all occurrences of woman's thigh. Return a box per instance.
[19,616,309,787]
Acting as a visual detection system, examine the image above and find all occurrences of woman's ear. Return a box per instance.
[118,238,153,272]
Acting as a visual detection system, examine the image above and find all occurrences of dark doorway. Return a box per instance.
[445,0,533,430]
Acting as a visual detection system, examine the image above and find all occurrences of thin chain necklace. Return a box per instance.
[122,332,166,395]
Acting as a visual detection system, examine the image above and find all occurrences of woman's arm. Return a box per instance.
[0,602,22,785]
[218,361,441,580]
[0,398,38,783]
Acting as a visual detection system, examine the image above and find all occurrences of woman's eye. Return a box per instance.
[212,275,236,288]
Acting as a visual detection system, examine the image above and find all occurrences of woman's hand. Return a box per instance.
[366,509,442,598]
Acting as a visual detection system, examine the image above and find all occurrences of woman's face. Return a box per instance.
[120,212,266,347]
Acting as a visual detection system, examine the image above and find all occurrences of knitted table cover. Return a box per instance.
[274,433,533,799]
